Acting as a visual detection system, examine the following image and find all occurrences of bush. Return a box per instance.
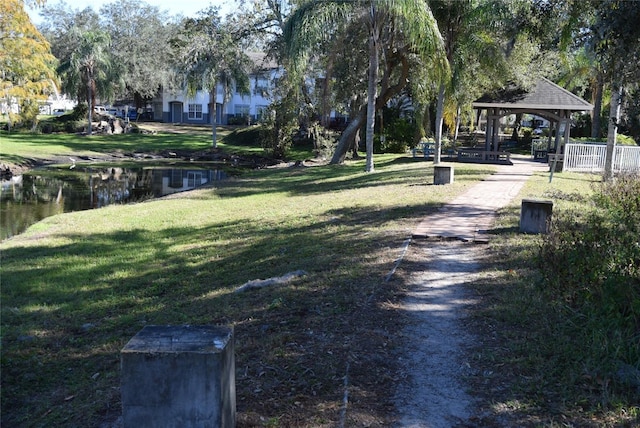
[571,134,637,145]
[383,139,408,154]
[71,103,88,121]
[259,99,297,159]
[539,174,640,395]
[383,117,414,152]
[617,134,637,146]
[296,122,337,159]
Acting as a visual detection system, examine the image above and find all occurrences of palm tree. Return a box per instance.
[284,0,446,172]
[557,47,605,139]
[57,29,115,135]
[430,0,509,163]
[173,9,252,148]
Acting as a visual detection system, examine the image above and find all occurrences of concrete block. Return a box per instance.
[520,199,553,234]
[121,325,235,428]
[434,165,454,185]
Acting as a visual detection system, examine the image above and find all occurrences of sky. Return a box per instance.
[27,0,237,25]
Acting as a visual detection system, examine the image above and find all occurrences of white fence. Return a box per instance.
[563,143,640,173]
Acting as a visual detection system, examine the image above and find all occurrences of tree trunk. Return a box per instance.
[330,40,410,166]
[87,78,93,135]
[211,89,218,148]
[592,71,604,139]
[512,113,522,142]
[321,54,335,128]
[365,8,379,173]
[352,130,361,158]
[604,82,622,181]
[330,108,365,164]
[434,82,445,164]
[423,103,432,137]
[453,105,461,144]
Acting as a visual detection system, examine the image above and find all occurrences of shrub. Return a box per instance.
[259,99,297,159]
[383,139,408,154]
[617,134,637,146]
[298,122,337,159]
[71,103,88,121]
[539,174,640,395]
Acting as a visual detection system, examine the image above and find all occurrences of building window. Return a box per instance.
[187,171,203,188]
[254,77,270,95]
[169,169,183,188]
[235,104,250,117]
[188,104,203,120]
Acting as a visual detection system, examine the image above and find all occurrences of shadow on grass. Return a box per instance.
[213,161,496,199]
[0,198,439,427]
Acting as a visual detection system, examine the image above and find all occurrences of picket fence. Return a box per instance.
[563,143,640,173]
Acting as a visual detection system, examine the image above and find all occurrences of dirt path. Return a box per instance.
[394,240,481,427]
[393,157,547,426]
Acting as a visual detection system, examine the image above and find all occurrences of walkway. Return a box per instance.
[394,156,547,427]
[413,156,548,242]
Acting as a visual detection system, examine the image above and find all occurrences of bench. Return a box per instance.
[412,141,436,158]
[532,139,548,160]
[457,148,512,165]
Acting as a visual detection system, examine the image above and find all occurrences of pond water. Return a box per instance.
[1,164,228,240]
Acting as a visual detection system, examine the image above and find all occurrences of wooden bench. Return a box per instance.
[457,148,512,165]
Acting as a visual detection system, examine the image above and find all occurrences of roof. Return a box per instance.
[472,77,593,111]
[246,51,279,71]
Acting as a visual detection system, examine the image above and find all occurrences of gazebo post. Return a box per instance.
[554,120,562,153]
[562,110,571,151]
[484,108,493,151]
[547,122,554,152]
[492,113,500,151]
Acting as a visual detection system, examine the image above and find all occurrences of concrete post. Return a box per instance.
[121,325,235,428]
[520,199,553,234]
[434,165,454,185]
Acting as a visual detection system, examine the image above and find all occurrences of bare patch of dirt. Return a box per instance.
[393,239,481,427]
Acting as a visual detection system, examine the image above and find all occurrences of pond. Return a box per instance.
[1,163,228,240]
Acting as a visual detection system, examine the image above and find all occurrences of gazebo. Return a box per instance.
[472,77,593,157]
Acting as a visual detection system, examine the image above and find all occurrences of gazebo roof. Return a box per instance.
[472,77,593,111]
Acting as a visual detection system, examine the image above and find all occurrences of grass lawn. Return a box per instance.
[2,128,636,426]
[1,133,495,426]
[0,124,297,170]
[471,169,639,426]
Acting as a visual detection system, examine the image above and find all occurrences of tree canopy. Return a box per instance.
[283,0,447,171]
[7,0,639,158]
[56,29,119,134]
[0,0,57,129]
[170,7,253,147]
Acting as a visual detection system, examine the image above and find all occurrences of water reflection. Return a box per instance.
[1,165,227,240]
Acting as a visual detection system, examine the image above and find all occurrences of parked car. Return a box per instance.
[94,105,108,115]
[126,109,153,121]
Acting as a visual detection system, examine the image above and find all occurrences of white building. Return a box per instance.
[160,53,278,125]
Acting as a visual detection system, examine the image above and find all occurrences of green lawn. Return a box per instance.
[0,125,250,165]
[2,129,636,426]
[1,136,495,426]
